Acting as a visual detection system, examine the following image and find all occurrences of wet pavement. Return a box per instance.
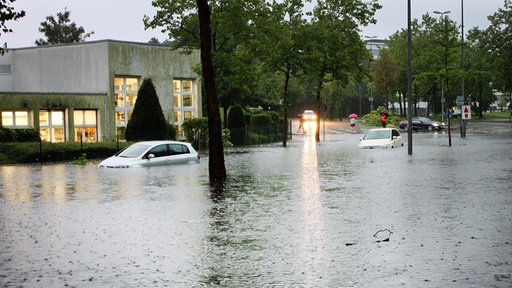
[0,121,511,287]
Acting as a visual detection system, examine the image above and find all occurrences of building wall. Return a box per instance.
[7,42,110,93]
[0,40,202,142]
[107,42,202,135]
[0,51,14,91]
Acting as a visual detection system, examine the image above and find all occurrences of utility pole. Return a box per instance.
[407,0,413,155]
[433,10,451,126]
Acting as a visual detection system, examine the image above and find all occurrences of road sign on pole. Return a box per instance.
[456,96,465,106]
[462,105,471,119]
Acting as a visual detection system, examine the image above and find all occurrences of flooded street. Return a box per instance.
[1,122,511,287]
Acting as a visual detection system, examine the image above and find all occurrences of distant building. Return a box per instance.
[364,38,386,60]
[0,40,202,142]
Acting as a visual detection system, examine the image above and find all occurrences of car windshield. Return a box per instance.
[416,117,432,123]
[363,130,390,140]
[116,144,151,158]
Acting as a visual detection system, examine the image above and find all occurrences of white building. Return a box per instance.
[0,40,202,142]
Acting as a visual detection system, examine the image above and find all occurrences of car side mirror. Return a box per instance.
[146,154,155,160]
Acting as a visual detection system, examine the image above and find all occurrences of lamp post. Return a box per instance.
[461,0,467,137]
[433,10,451,124]
[407,0,412,155]
[365,35,377,112]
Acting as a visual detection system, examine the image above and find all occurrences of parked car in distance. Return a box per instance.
[399,116,444,131]
[358,128,403,149]
[302,110,316,120]
[98,140,199,168]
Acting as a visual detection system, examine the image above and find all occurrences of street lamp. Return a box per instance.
[365,35,377,112]
[433,10,451,124]
[461,0,467,137]
[407,0,412,155]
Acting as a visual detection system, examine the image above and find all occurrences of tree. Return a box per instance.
[483,2,512,96]
[372,49,399,109]
[197,0,226,182]
[251,0,307,147]
[35,9,94,46]
[0,0,25,54]
[125,78,171,141]
[464,28,495,117]
[305,0,380,141]
[145,0,264,129]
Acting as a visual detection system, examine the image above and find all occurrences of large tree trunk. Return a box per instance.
[197,0,226,182]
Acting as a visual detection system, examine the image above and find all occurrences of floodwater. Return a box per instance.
[1,122,511,287]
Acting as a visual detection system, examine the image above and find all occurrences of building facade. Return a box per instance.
[0,40,202,142]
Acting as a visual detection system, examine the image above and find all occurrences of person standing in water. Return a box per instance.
[380,112,388,128]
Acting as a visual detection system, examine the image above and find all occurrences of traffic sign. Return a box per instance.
[456,96,465,106]
[462,105,471,119]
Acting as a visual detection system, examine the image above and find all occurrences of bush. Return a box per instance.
[0,141,131,164]
[14,128,41,142]
[182,117,208,150]
[267,111,280,124]
[0,127,40,142]
[0,127,16,142]
[250,113,272,132]
[126,78,171,141]
[228,105,246,145]
[362,106,400,127]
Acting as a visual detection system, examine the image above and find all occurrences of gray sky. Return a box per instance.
[2,0,505,49]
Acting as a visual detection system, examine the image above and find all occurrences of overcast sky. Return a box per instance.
[1,0,505,49]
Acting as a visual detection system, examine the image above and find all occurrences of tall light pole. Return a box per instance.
[461,0,467,137]
[407,0,413,155]
[433,10,451,124]
[365,35,377,112]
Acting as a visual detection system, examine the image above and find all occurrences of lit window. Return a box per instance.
[40,110,65,142]
[1,111,30,128]
[114,76,140,139]
[173,79,196,138]
[74,110,97,142]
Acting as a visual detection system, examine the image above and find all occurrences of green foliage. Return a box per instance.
[246,112,282,144]
[0,127,40,142]
[250,113,271,130]
[362,106,400,127]
[227,105,246,145]
[0,0,26,55]
[483,3,512,93]
[72,153,88,165]
[267,111,280,124]
[222,128,233,147]
[0,127,16,142]
[14,128,41,142]
[182,117,208,150]
[0,141,130,164]
[126,78,171,141]
[35,9,94,46]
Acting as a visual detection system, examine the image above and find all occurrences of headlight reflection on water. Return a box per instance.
[302,120,318,134]
[299,135,327,286]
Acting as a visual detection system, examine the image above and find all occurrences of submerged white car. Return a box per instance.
[98,140,200,168]
[358,128,403,149]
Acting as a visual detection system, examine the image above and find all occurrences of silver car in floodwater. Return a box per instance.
[358,128,403,149]
[98,140,200,168]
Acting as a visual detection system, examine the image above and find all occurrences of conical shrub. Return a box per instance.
[125,78,170,141]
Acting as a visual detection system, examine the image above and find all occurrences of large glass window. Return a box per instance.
[40,110,65,142]
[1,111,30,128]
[115,77,140,139]
[173,79,195,138]
[74,110,97,142]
